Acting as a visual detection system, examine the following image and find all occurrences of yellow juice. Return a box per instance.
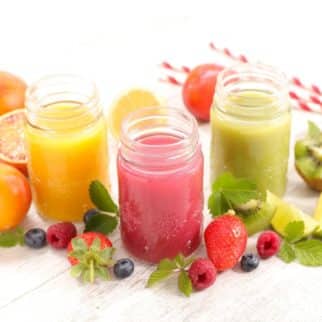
[25,103,109,221]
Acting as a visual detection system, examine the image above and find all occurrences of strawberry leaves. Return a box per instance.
[85,181,119,234]
[69,236,115,283]
[147,253,193,297]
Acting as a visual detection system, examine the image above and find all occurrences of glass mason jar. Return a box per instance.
[210,63,291,196]
[118,107,204,263]
[25,75,109,221]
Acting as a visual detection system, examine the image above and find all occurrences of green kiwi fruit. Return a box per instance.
[235,199,276,236]
[295,121,322,191]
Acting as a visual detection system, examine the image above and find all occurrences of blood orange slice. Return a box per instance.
[0,109,27,175]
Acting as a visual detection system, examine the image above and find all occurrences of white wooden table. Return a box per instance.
[1,109,321,322]
[1,2,322,321]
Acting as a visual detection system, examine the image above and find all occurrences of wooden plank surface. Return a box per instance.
[1,110,322,322]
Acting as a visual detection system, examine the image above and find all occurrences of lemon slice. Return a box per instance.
[313,193,322,237]
[107,88,162,139]
[314,193,322,222]
[268,191,318,237]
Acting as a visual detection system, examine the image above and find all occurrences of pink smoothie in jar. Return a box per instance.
[117,107,203,263]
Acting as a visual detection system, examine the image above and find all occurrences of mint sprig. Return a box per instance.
[294,240,322,266]
[284,221,305,243]
[0,227,24,247]
[278,240,296,263]
[279,239,322,266]
[147,254,193,297]
[278,219,322,266]
[208,172,261,217]
[85,181,119,234]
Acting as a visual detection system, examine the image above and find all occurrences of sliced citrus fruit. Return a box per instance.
[0,163,31,231]
[314,193,322,222]
[0,109,27,175]
[108,88,162,139]
[268,191,318,237]
[313,193,322,237]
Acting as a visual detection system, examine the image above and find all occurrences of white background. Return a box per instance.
[1,1,322,322]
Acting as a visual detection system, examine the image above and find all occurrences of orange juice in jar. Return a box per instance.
[25,75,109,221]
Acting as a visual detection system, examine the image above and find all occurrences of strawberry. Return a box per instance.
[67,232,114,283]
[204,214,247,271]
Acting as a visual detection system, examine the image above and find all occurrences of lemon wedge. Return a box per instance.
[107,88,162,139]
[267,191,318,237]
[313,193,322,237]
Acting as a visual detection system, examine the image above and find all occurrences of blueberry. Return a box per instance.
[83,208,99,223]
[241,253,259,272]
[113,258,135,279]
[24,228,47,249]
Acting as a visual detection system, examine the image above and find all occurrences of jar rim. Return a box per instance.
[119,106,200,168]
[25,74,101,131]
[214,63,290,121]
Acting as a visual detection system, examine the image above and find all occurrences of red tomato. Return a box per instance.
[182,64,224,122]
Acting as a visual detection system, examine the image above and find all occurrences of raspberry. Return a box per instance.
[205,214,247,271]
[188,258,217,290]
[256,231,281,259]
[47,222,77,249]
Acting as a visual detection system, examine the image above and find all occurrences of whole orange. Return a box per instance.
[0,71,26,116]
[0,163,31,231]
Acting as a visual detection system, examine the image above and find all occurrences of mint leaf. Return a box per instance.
[278,240,296,263]
[208,192,230,217]
[208,172,261,217]
[147,254,195,296]
[158,258,177,271]
[147,269,174,287]
[178,270,192,297]
[284,221,305,243]
[183,256,195,268]
[175,253,186,268]
[308,121,321,140]
[89,181,118,213]
[84,213,118,234]
[0,227,25,247]
[294,239,322,266]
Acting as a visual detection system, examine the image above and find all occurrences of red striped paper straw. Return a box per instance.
[209,42,322,105]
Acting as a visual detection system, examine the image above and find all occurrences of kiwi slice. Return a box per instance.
[295,121,322,191]
[235,199,276,236]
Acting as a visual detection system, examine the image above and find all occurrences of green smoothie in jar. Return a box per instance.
[210,63,291,196]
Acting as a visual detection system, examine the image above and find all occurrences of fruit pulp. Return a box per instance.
[25,103,109,221]
[117,134,203,263]
[211,91,291,196]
